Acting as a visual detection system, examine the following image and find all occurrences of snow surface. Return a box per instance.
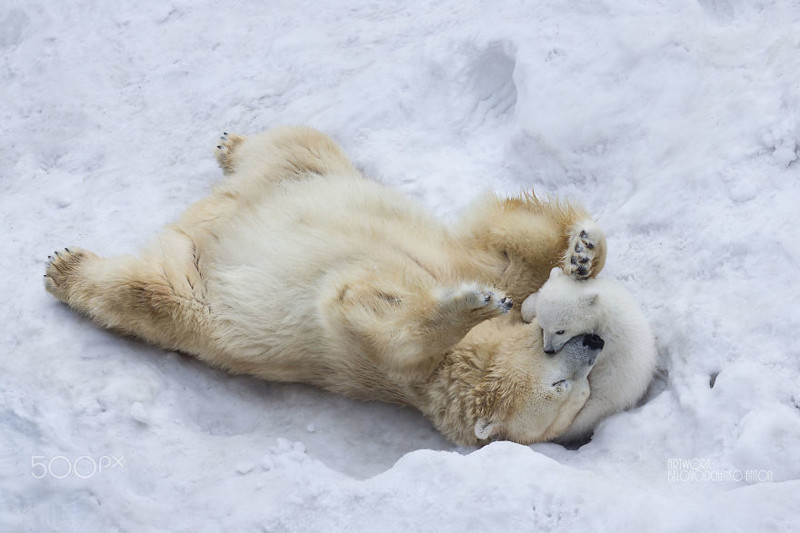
[2,0,800,530]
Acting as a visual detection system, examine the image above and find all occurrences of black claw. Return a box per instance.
[570,256,578,265]
[579,257,589,264]
[216,145,223,149]
[585,242,595,249]
[576,266,588,276]
[574,243,584,253]
[54,250,60,257]
[65,247,70,253]
[580,230,588,238]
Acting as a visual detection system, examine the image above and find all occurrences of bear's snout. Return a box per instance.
[582,334,605,351]
[560,333,603,375]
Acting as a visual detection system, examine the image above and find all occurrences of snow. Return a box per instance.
[2,0,799,530]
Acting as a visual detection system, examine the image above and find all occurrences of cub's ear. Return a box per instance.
[582,292,598,307]
[548,267,563,280]
[520,293,538,323]
[474,418,501,441]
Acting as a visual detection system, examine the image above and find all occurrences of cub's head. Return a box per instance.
[525,268,599,354]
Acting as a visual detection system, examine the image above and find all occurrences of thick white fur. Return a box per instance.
[44,126,610,446]
[522,268,657,441]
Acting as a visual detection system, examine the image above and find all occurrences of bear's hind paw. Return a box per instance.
[214,132,246,175]
[44,247,94,302]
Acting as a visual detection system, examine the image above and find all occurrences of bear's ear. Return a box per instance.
[474,418,501,441]
[548,267,563,280]
[520,293,538,323]
[582,292,598,307]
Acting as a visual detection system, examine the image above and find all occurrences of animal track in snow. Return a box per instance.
[466,41,518,123]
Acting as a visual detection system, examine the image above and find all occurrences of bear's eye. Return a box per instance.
[555,330,565,335]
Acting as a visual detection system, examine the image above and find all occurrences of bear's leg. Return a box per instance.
[428,283,514,334]
[44,240,210,354]
[213,126,362,188]
[457,193,607,301]
[333,281,512,381]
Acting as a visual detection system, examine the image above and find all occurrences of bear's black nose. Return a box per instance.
[582,334,604,351]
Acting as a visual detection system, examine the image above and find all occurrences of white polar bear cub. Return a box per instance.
[521,268,657,442]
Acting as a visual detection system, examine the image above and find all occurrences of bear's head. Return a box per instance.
[526,267,600,355]
[473,332,604,443]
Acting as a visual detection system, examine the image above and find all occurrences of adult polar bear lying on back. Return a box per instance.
[45,126,612,446]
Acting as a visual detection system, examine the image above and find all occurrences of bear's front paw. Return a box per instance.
[564,220,606,279]
[447,283,513,315]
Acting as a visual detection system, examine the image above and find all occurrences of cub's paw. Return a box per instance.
[564,220,606,279]
[44,247,93,302]
[520,292,538,323]
[446,283,513,315]
[214,132,246,175]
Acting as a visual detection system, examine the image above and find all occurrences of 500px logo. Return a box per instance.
[31,455,125,479]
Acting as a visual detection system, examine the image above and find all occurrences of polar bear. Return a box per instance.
[521,268,657,442]
[44,126,609,446]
